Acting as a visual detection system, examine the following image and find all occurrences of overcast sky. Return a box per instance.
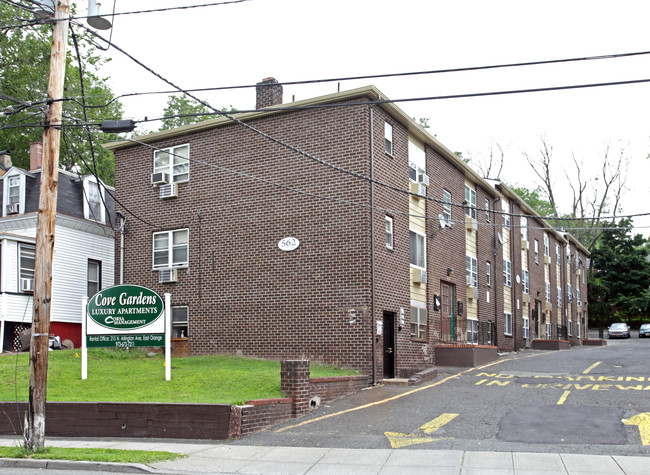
[92,0,650,236]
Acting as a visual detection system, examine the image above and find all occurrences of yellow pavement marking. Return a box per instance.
[623,413,650,445]
[557,390,570,405]
[385,413,458,448]
[583,361,601,374]
[276,353,545,433]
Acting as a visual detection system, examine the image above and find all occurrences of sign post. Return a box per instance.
[83,285,168,379]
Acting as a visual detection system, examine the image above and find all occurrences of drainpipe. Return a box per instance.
[369,105,377,385]
[116,211,125,285]
[492,196,500,348]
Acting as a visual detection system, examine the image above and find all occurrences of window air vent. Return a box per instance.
[6,203,19,215]
[159,183,178,199]
[159,269,178,283]
[418,173,430,187]
[20,278,34,293]
[151,172,170,186]
[411,267,427,284]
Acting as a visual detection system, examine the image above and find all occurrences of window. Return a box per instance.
[523,316,530,339]
[545,281,551,303]
[384,122,393,155]
[6,175,20,214]
[466,255,477,287]
[19,243,35,291]
[544,233,550,258]
[83,178,105,223]
[568,284,573,303]
[467,319,478,344]
[577,320,581,339]
[464,185,476,219]
[504,312,512,335]
[487,321,494,344]
[154,144,190,183]
[556,243,561,263]
[503,201,510,228]
[485,198,490,222]
[409,230,426,268]
[520,216,528,242]
[534,240,539,264]
[503,259,512,287]
[408,161,418,181]
[153,229,189,269]
[577,288,581,304]
[557,287,562,307]
[410,307,427,339]
[523,270,529,295]
[172,306,189,338]
[385,216,394,250]
[546,323,552,340]
[569,319,573,337]
[442,190,452,226]
[87,260,101,297]
[486,261,491,287]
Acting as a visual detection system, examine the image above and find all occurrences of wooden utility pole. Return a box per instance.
[24,0,70,452]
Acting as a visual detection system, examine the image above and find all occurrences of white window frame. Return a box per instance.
[410,306,427,339]
[503,201,511,228]
[504,312,512,336]
[556,243,561,263]
[486,261,491,287]
[409,230,426,269]
[534,240,539,264]
[466,255,478,287]
[568,319,573,337]
[384,122,393,155]
[464,184,476,219]
[442,190,452,226]
[520,216,528,242]
[523,316,530,339]
[503,259,512,287]
[557,287,562,307]
[172,306,189,338]
[154,144,190,183]
[153,229,189,269]
[83,177,106,224]
[544,232,550,258]
[467,318,479,344]
[3,173,25,216]
[546,322,552,340]
[385,216,394,250]
[408,160,418,182]
[19,242,35,290]
[568,284,573,303]
[485,198,490,222]
[523,269,530,295]
[545,281,551,303]
[87,259,101,297]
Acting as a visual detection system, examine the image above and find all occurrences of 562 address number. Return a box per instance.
[278,237,300,251]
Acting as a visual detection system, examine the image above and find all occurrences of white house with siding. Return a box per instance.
[0,143,114,351]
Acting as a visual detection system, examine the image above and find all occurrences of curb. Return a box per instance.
[0,457,155,473]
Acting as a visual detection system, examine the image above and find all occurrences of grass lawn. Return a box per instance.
[0,348,358,405]
[0,445,184,463]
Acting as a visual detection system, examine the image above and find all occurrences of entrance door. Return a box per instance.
[534,300,541,339]
[441,282,456,341]
[382,311,395,379]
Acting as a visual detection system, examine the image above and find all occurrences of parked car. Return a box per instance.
[639,323,650,338]
[608,322,630,339]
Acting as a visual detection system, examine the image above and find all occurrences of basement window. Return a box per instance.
[172,306,189,338]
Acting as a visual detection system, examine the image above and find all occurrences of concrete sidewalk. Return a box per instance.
[0,436,648,474]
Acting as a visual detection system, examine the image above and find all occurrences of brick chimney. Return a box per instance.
[256,77,283,109]
[30,142,43,171]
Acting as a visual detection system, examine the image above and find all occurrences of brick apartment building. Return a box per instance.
[106,78,588,381]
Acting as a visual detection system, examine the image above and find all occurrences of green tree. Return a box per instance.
[587,219,650,328]
[509,185,557,222]
[0,5,122,185]
[159,95,236,131]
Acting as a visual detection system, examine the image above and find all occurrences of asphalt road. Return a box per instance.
[235,338,650,456]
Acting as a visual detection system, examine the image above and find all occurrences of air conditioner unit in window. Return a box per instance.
[6,203,19,215]
[411,267,427,284]
[159,268,178,283]
[409,182,426,199]
[418,173,430,187]
[159,183,178,199]
[20,278,34,293]
[151,172,170,186]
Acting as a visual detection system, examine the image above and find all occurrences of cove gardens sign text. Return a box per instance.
[86,285,165,348]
